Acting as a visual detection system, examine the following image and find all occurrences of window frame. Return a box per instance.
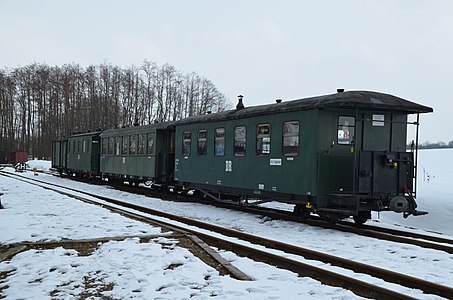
[337,116,355,145]
[234,125,247,157]
[182,131,191,157]
[197,129,208,156]
[121,135,129,155]
[147,132,155,155]
[214,128,226,157]
[282,121,300,156]
[101,138,107,155]
[256,123,271,156]
[129,134,137,155]
[137,134,146,155]
[115,136,121,156]
[108,137,114,155]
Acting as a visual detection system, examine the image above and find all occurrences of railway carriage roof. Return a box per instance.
[100,121,175,137]
[67,131,102,139]
[176,90,433,125]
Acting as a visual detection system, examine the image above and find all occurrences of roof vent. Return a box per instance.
[236,95,245,110]
[337,88,345,93]
[276,99,282,103]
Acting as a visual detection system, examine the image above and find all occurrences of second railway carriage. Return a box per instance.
[174,90,433,223]
[99,122,175,185]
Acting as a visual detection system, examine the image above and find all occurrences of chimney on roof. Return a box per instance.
[337,88,345,93]
[236,95,244,110]
[275,99,282,103]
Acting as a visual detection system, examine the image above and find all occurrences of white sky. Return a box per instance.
[1,0,452,142]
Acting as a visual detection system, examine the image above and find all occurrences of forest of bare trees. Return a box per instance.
[0,60,231,160]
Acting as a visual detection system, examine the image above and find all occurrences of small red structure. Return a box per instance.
[9,151,28,164]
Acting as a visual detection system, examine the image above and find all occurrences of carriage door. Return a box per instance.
[357,112,400,194]
[156,128,175,185]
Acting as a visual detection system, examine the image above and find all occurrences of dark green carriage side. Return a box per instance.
[66,132,101,175]
[99,122,175,184]
[175,110,318,202]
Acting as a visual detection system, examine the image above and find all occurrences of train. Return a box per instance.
[52,90,433,224]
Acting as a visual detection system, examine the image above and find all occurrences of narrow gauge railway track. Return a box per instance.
[2,172,453,299]
[5,170,453,253]
[48,170,453,253]
[216,203,453,253]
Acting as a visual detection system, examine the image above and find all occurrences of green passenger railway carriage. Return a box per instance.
[99,122,175,185]
[174,90,433,223]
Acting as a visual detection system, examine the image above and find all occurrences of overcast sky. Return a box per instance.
[1,0,452,143]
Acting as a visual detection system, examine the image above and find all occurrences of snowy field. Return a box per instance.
[1,149,452,299]
[374,149,453,236]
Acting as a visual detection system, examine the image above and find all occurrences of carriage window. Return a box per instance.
[183,131,191,157]
[256,124,271,156]
[283,121,299,156]
[115,137,121,155]
[198,130,207,156]
[214,128,225,157]
[102,138,107,155]
[137,134,145,155]
[122,135,129,155]
[129,135,137,155]
[234,126,246,156]
[147,132,155,155]
[108,137,114,155]
[338,116,355,145]
[82,139,87,153]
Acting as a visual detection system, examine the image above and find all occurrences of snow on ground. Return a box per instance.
[0,170,362,299]
[0,149,452,299]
